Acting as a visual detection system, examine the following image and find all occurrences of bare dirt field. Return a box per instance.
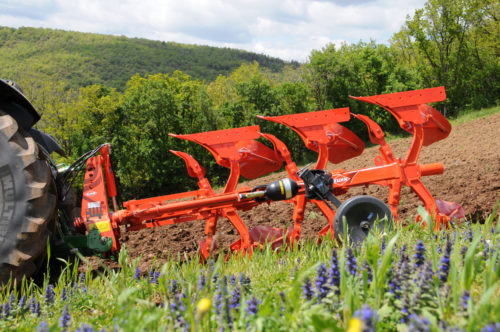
[83,113,500,272]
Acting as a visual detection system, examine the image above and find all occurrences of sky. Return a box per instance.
[0,0,427,62]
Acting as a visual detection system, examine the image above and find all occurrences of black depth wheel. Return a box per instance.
[333,195,393,244]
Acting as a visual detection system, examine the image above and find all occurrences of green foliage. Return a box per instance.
[0,26,290,91]
[397,0,499,115]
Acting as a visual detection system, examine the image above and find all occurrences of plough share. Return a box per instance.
[66,87,464,259]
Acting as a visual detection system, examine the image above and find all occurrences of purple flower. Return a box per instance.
[230,287,241,309]
[214,289,223,315]
[3,301,11,318]
[133,268,141,281]
[230,274,236,286]
[59,305,71,329]
[61,287,67,301]
[45,284,55,304]
[8,293,15,307]
[302,278,314,301]
[467,229,474,242]
[36,321,49,332]
[198,275,206,291]
[481,323,500,332]
[245,296,261,315]
[18,296,26,311]
[149,270,160,284]
[462,291,470,311]
[408,314,431,332]
[414,241,426,268]
[239,273,251,293]
[483,241,490,260]
[354,304,378,332]
[75,324,95,332]
[79,273,87,294]
[315,263,329,301]
[381,236,386,253]
[439,240,452,285]
[346,248,357,276]
[279,292,286,312]
[329,249,341,295]
[362,260,373,284]
[171,280,179,294]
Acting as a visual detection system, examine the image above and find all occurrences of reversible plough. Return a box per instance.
[63,87,465,259]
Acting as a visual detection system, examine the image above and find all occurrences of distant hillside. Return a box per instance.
[0,26,293,90]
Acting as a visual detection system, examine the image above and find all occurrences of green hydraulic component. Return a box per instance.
[60,228,113,253]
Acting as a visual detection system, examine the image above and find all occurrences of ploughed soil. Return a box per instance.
[80,113,500,273]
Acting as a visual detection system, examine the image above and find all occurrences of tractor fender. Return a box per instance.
[0,79,40,130]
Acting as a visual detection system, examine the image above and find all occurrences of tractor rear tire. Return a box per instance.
[0,111,57,285]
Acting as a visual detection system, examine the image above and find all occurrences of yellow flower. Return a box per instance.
[347,317,363,332]
[197,298,211,315]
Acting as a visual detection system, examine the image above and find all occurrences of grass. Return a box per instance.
[0,209,498,331]
[450,105,500,126]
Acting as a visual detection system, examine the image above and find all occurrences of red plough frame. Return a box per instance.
[76,87,464,259]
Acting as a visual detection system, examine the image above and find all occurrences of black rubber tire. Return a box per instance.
[0,111,57,285]
[333,195,393,244]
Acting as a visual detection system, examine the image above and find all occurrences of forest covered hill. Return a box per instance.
[0,26,293,90]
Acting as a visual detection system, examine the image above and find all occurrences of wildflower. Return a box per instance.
[381,236,386,254]
[79,273,87,294]
[347,317,363,332]
[45,284,55,304]
[198,275,206,291]
[240,273,251,293]
[408,314,431,332]
[214,288,223,315]
[230,274,236,286]
[171,279,179,294]
[61,287,67,301]
[439,240,452,285]
[414,241,426,268]
[462,291,470,311]
[279,292,286,313]
[346,247,357,276]
[196,298,211,316]
[245,296,261,315]
[149,270,160,284]
[481,323,500,332]
[315,263,329,301]
[362,260,373,284]
[329,249,341,295]
[460,246,468,262]
[75,324,95,332]
[302,278,314,301]
[466,229,474,242]
[35,301,41,316]
[59,305,71,329]
[36,321,49,332]
[224,293,233,329]
[8,293,15,307]
[133,268,141,281]
[230,287,241,309]
[354,304,378,332]
[483,241,490,260]
[29,297,36,314]
[400,293,411,323]
[3,301,11,318]
[18,296,26,311]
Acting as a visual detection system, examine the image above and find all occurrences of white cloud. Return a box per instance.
[0,0,426,61]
